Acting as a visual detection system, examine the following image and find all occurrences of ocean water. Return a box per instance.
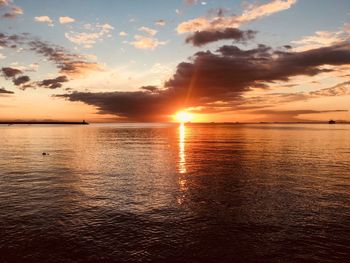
[0,123,349,262]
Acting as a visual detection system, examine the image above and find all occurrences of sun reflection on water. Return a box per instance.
[179,123,186,174]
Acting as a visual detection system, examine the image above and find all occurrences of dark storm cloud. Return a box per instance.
[185,28,257,46]
[166,42,350,93]
[13,75,30,86]
[1,67,22,78]
[0,87,14,94]
[56,41,350,121]
[38,76,68,89]
[55,91,177,121]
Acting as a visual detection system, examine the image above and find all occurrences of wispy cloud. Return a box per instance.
[177,0,297,33]
[138,26,157,36]
[130,35,167,50]
[65,23,114,48]
[28,38,103,76]
[155,19,166,26]
[2,6,22,18]
[1,0,23,18]
[0,33,104,91]
[0,87,14,94]
[0,0,10,7]
[249,109,348,122]
[292,23,350,51]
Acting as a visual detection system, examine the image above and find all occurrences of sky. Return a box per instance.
[0,0,349,122]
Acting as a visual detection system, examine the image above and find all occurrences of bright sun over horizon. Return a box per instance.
[175,111,194,123]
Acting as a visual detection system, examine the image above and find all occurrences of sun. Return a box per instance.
[175,111,193,123]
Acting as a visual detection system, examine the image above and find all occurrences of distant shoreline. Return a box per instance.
[0,121,89,125]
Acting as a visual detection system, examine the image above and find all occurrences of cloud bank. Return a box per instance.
[56,41,350,121]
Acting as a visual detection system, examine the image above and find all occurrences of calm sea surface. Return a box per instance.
[0,123,349,262]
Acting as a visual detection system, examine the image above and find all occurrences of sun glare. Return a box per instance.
[175,111,193,123]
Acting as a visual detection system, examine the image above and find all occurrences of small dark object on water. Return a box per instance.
[329,120,336,124]
[42,152,49,156]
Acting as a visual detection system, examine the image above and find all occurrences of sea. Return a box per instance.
[0,123,349,262]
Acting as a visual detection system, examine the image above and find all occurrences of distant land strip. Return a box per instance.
[0,121,89,125]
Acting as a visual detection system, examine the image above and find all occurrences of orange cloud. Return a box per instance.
[177,0,297,33]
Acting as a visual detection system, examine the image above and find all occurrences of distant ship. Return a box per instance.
[329,120,336,124]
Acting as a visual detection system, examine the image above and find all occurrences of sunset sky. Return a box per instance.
[0,0,349,122]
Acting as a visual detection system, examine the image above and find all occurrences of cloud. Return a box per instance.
[59,16,75,24]
[13,75,30,86]
[55,91,175,121]
[155,20,166,26]
[184,0,197,5]
[0,33,25,48]
[0,33,103,90]
[185,28,256,46]
[10,62,39,72]
[0,87,14,94]
[34,16,53,25]
[28,39,103,76]
[56,41,350,121]
[250,109,348,122]
[119,31,127,37]
[1,1,23,18]
[309,81,350,97]
[130,35,167,50]
[1,67,31,89]
[292,24,350,51]
[247,81,350,106]
[38,75,68,89]
[1,67,22,77]
[0,53,6,59]
[177,0,297,33]
[138,26,157,36]
[65,23,114,48]
[140,85,159,93]
[2,6,23,18]
[0,0,10,7]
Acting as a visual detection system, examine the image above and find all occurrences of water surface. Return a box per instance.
[0,123,349,262]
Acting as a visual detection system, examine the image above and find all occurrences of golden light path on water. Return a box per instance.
[177,123,188,205]
[179,123,186,174]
